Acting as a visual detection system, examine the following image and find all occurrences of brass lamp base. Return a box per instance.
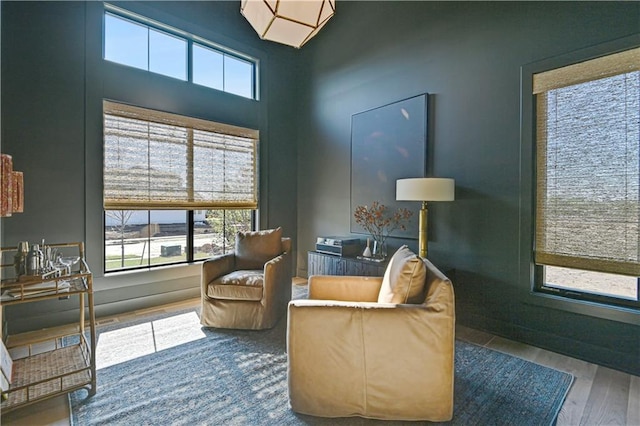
[419,201,428,258]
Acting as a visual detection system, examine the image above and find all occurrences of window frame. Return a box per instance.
[103,209,256,274]
[532,48,640,309]
[534,265,639,309]
[102,100,260,274]
[519,35,640,318]
[103,4,259,100]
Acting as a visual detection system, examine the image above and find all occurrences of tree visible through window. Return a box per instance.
[104,209,252,271]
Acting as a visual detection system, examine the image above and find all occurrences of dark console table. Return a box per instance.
[307,251,388,277]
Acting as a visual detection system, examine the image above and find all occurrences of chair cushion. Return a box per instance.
[377,245,426,304]
[235,227,283,270]
[207,270,264,301]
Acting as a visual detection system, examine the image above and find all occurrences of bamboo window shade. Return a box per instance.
[533,47,640,277]
[103,101,259,210]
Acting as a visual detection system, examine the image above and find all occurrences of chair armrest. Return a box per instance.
[308,275,382,302]
[281,237,292,253]
[201,253,235,294]
[264,251,289,271]
[263,250,292,304]
[264,251,291,288]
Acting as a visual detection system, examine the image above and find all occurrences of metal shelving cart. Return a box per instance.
[0,242,96,414]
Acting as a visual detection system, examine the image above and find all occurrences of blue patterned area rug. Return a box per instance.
[70,305,573,425]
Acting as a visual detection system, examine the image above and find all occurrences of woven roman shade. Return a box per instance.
[534,48,640,277]
[103,101,259,210]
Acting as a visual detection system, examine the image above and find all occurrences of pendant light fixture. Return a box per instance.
[241,0,335,49]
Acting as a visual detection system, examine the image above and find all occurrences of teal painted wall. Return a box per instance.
[2,1,638,375]
[296,1,639,374]
[1,1,299,332]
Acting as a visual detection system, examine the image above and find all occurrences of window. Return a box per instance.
[193,44,223,91]
[192,44,254,98]
[220,54,254,98]
[104,13,148,70]
[533,47,640,307]
[103,101,258,272]
[104,12,187,81]
[103,6,258,99]
[149,29,187,81]
[104,209,252,271]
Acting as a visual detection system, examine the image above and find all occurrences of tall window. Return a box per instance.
[533,47,640,307]
[103,101,258,272]
[103,6,258,100]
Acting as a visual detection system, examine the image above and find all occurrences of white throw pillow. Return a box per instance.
[377,245,426,304]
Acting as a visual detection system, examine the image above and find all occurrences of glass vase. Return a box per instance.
[372,239,387,260]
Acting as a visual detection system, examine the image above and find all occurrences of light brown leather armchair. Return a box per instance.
[200,227,292,330]
[287,246,455,421]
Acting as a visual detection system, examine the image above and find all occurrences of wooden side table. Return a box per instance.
[307,251,388,277]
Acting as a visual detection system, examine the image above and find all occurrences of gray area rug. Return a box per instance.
[70,290,573,425]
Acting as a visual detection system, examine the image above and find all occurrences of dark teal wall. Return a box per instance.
[2,1,638,375]
[2,1,86,244]
[296,1,639,374]
[1,1,299,332]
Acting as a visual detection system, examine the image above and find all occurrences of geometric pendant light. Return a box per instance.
[241,0,335,48]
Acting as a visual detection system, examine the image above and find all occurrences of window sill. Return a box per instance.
[95,262,201,291]
[526,291,639,326]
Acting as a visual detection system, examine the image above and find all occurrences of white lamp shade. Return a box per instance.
[396,178,455,202]
[241,0,335,48]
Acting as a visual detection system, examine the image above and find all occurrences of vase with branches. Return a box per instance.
[354,201,413,259]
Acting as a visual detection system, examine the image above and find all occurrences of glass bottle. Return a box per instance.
[26,244,44,275]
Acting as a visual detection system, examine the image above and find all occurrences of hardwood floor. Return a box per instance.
[2,282,639,425]
[456,327,639,426]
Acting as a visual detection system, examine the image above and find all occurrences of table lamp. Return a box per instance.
[396,178,455,258]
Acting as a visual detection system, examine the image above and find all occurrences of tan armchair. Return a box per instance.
[200,227,292,330]
[287,246,455,421]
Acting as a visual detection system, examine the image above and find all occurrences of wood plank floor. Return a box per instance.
[3,282,639,425]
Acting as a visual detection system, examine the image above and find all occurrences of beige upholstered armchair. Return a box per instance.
[200,227,292,330]
[287,245,455,421]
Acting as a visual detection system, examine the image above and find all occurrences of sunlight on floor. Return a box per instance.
[95,311,205,369]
